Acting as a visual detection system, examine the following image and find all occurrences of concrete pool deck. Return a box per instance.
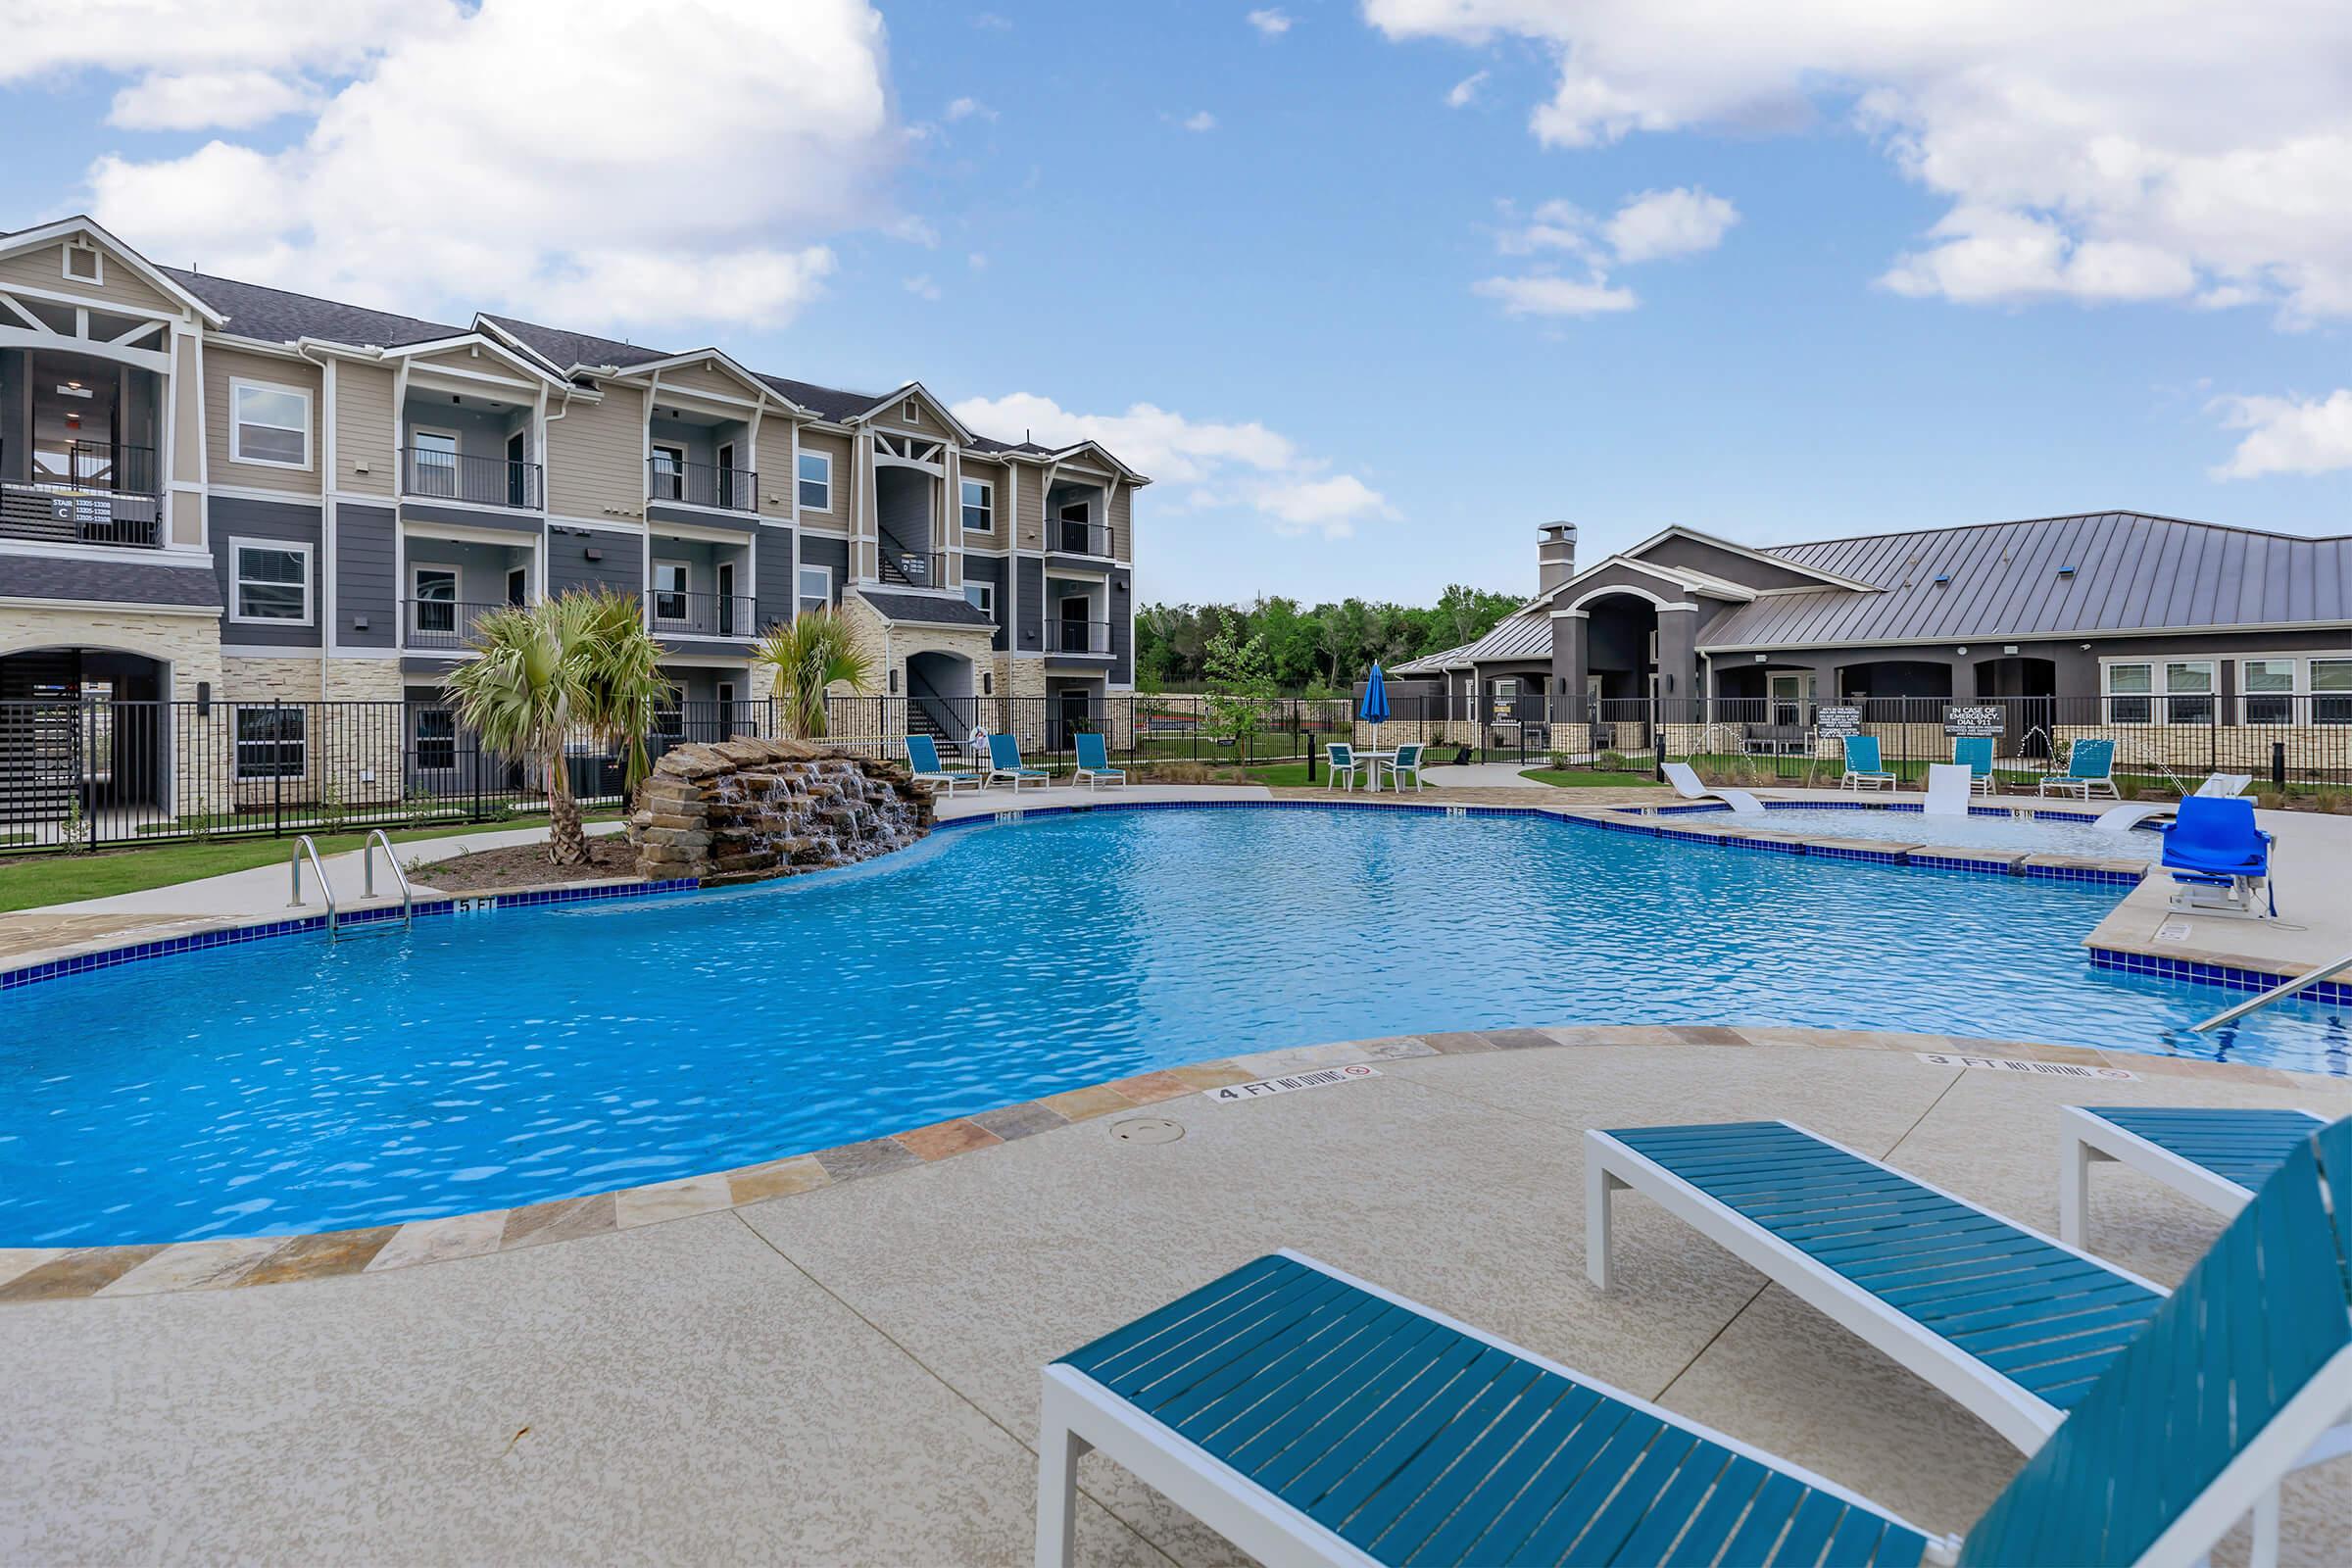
[0,1029,2343,1564]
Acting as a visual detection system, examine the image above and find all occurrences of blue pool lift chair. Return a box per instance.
[2059,1104,2329,1247]
[2038,737,2118,800]
[1839,734,1896,790]
[905,734,980,796]
[1951,735,1997,795]
[2160,795,2276,918]
[985,732,1051,792]
[1044,1117,2352,1567]
[1071,730,1127,791]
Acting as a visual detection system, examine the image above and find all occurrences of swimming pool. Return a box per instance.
[1720,805,2157,858]
[3,807,2343,1246]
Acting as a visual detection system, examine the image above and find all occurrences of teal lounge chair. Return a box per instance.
[904,734,979,796]
[985,732,1050,792]
[1041,1117,2352,1567]
[1072,731,1126,791]
[1952,735,1996,795]
[2039,737,2118,800]
[2060,1104,2329,1246]
[1840,734,1895,790]
[1325,742,1363,792]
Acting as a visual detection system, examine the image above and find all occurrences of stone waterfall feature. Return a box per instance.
[630,739,935,886]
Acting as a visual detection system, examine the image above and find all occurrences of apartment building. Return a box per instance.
[0,215,1145,813]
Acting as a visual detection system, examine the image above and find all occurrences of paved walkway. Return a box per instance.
[1420,761,1549,788]
[0,1033,2341,1563]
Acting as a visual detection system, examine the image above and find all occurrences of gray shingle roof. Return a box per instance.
[854,589,995,629]
[478,314,669,372]
[0,554,221,609]
[1708,511,2352,649]
[163,269,466,348]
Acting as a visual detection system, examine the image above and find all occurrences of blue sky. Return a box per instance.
[3,1,2347,604]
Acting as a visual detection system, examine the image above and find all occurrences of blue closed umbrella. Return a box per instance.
[1359,662,1390,747]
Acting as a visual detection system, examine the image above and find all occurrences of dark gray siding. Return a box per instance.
[548,526,642,597]
[0,350,24,483]
[1015,555,1044,654]
[756,526,796,626]
[1109,568,1132,683]
[801,533,848,605]
[398,500,542,535]
[334,502,396,648]
[963,554,1008,650]
[212,495,323,646]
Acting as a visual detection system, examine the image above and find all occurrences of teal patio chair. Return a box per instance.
[1042,1117,2352,1567]
[984,732,1050,792]
[1952,735,1996,795]
[1324,742,1363,792]
[1387,742,1426,792]
[904,734,979,796]
[2040,737,2118,800]
[1839,733,1896,790]
[1071,730,1126,791]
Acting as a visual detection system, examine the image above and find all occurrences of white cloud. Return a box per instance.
[1472,273,1638,317]
[1247,8,1293,35]
[944,96,995,122]
[107,69,320,130]
[54,0,903,332]
[971,11,1012,29]
[949,392,1393,538]
[1446,71,1490,109]
[1603,186,1739,264]
[2209,391,2352,479]
[1478,187,1732,317]
[1363,0,2352,323]
[1181,110,1218,132]
[967,251,989,270]
[904,273,942,302]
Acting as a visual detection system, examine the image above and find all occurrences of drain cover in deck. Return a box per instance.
[1109,1117,1185,1145]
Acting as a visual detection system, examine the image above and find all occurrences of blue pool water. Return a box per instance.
[3,807,2344,1246]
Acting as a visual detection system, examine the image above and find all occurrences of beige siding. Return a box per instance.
[757,414,799,519]
[795,428,853,531]
[658,361,758,402]
[407,343,538,389]
[207,346,322,496]
[172,334,205,486]
[1109,483,1133,564]
[1014,462,1046,551]
[0,241,188,317]
[868,392,944,436]
[335,361,396,498]
[547,387,646,520]
[958,456,1007,548]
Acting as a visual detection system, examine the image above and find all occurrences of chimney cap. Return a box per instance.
[1541,521,1578,541]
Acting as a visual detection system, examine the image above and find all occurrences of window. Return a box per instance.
[412,565,459,635]
[414,708,456,771]
[652,561,689,623]
[229,379,311,468]
[2104,662,2153,724]
[651,443,687,501]
[904,399,920,423]
[64,245,102,283]
[2162,660,2215,724]
[234,706,306,780]
[963,581,995,617]
[2242,658,2296,725]
[797,451,832,511]
[2316,659,2352,725]
[229,540,311,624]
[799,564,833,617]
[961,478,994,532]
[410,429,459,497]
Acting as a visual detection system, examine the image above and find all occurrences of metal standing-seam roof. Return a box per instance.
[1703,511,2352,650]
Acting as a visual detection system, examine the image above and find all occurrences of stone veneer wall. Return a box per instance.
[630,737,934,886]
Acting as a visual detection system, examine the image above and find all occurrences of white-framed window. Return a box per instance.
[2103,659,2215,723]
[799,564,833,617]
[408,427,460,497]
[233,706,307,781]
[63,244,102,284]
[960,477,994,532]
[797,450,832,512]
[228,539,313,624]
[411,564,460,635]
[2241,658,2297,725]
[2316,658,2352,725]
[904,399,920,423]
[2104,662,2153,723]
[652,560,689,622]
[2162,660,2216,724]
[963,581,995,617]
[413,707,457,771]
[228,378,312,469]
[651,442,687,501]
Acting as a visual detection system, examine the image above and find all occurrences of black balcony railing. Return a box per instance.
[646,458,757,512]
[400,447,543,510]
[402,598,509,652]
[0,442,162,547]
[1047,618,1113,654]
[649,590,758,640]
[1054,518,1112,557]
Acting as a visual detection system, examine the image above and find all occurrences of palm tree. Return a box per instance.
[448,589,668,865]
[752,609,872,739]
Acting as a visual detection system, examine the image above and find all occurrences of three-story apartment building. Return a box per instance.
[0,216,1144,816]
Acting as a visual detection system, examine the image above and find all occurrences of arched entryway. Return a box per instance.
[906,649,977,745]
[0,648,172,822]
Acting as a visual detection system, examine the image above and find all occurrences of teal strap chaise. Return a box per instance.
[2038,737,2118,800]
[1840,735,1895,790]
[987,731,1051,792]
[904,733,980,795]
[1071,731,1127,791]
[2059,1104,2328,1246]
[1039,1117,2352,1567]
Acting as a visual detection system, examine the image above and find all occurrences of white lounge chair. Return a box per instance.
[1922,760,1973,816]
[1661,760,1763,815]
[2092,772,2254,832]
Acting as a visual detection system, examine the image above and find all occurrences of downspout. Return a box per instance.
[293,338,346,658]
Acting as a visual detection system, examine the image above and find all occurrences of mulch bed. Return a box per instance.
[417,835,641,892]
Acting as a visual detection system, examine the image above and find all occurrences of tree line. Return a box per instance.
[1134,586,1522,695]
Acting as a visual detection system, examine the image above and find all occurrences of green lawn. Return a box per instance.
[0,813,621,914]
[1518,769,1667,788]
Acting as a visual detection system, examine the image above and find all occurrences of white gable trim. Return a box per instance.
[0,216,226,325]
[847,381,977,444]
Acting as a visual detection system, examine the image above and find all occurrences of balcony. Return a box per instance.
[400,448,543,510]
[0,443,161,548]
[646,458,757,513]
[1054,518,1112,558]
[402,598,510,653]
[1046,618,1113,655]
[650,589,758,641]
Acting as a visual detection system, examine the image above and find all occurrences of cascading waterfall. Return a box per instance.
[630,740,934,886]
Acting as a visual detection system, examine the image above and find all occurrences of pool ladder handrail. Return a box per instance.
[288,834,337,940]
[2191,948,2352,1033]
[362,828,415,932]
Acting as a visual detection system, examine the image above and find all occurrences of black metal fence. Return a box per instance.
[0,698,770,855]
[820,695,1355,771]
